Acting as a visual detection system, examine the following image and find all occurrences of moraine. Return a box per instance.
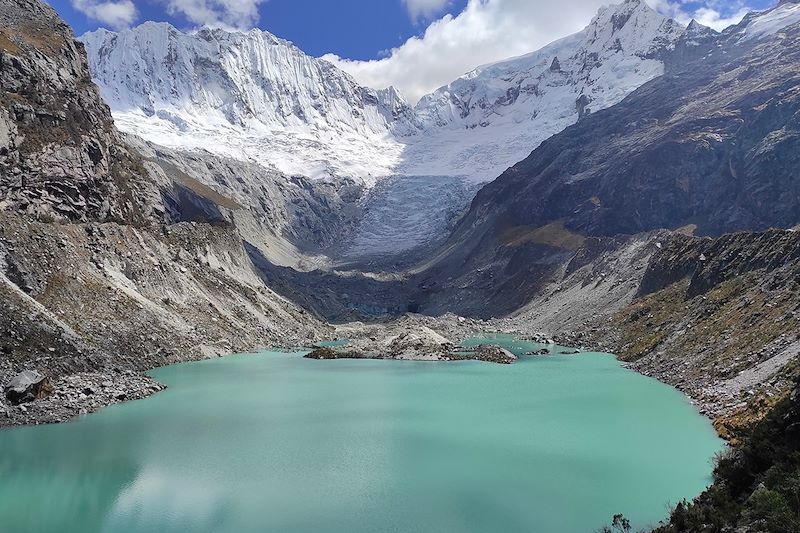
[0,338,722,533]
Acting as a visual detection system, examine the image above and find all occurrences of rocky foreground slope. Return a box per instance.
[0,0,336,426]
[0,0,155,224]
[539,230,800,431]
[655,376,800,533]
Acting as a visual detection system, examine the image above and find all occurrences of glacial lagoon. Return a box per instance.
[0,339,723,533]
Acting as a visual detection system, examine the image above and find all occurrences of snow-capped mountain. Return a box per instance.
[401,0,685,181]
[81,0,688,186]
[81,22,418,183]
[80,0,800,189]
[724,0,800,42]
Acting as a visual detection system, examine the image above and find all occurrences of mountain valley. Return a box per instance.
[1,0,800,530]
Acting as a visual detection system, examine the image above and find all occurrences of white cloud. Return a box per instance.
[402,0,451,22]
[326,0,611,104]
[326,0,758,104]
[71,0,138,29]
[692,6,751,30]
[159,0,266,30]
[647,0,751,31]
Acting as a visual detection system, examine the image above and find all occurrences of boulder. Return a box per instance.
[527,348,551,356]
[4,370,53,405]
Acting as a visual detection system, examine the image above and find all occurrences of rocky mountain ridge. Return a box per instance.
[0,0,157,224]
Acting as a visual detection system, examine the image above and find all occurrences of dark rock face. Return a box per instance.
[0,0,156,223]
[575,94,592,119]
[304,347,366,360]
[638,230,800,298]
[666,20,718,69]
[463,26,800,241]
[4,369,52,404]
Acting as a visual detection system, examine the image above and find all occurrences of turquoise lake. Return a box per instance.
[0,339,723,533]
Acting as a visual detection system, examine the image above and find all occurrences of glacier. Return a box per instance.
[81,23,418,185]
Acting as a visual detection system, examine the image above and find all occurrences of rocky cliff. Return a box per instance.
[0,0,332,427]
[0,0,158,224]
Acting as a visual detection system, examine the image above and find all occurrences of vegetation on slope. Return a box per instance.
[656,378,800,533]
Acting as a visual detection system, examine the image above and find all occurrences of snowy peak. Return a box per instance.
[401,0,685,181]
[584,0,683,59]
[680,19,719,48]
[724,0,800,42]
[81,22,417,135]
[684,19,717,38]
[80,1,691,185]
[413,0,683,132]
[80,22,421,182]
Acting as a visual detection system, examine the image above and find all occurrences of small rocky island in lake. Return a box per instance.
[306,325,516,364]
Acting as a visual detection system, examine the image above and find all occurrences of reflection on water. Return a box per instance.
[0,424,140,532]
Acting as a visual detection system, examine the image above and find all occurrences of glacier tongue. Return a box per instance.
[340,175,478,260]
[81,0,690,188]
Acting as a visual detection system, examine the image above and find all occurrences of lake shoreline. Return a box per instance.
[0,370,165,428]
[0,316,728,433]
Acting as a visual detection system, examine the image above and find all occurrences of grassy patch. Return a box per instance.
[0,29,20,55]
[499,221,586,250]
[13,24,64,55]
[614,280,689,362]
[674,223,698,236]
[614,274,799,375]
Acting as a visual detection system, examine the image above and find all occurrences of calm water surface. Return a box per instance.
[0,337,723,533]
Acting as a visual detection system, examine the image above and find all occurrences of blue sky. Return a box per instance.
[50,0,772,61]
[49,0,777,102]
[50,0,469,59]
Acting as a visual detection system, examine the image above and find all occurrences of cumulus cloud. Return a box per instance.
[402,0,451,22]
[159,0,266,30]
[326,0,610,104]
[71,0,138,29]
[326,0,758,104]
[692,6,751,30]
